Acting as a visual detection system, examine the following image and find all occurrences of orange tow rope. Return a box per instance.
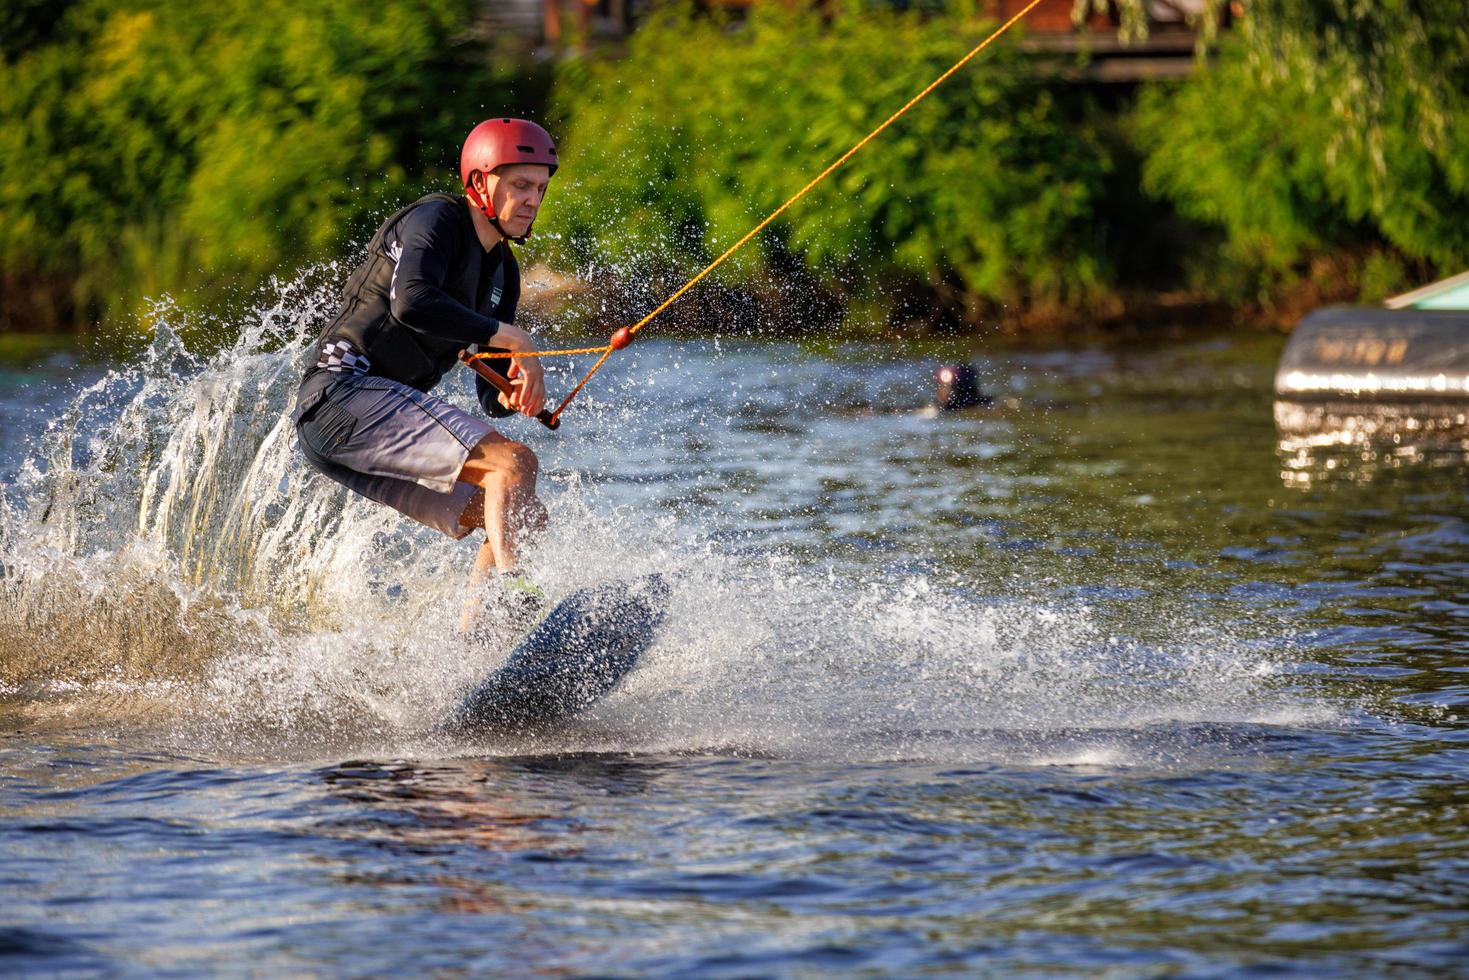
[469,0,1046,426]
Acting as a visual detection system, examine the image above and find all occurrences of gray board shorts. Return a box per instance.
[293,370,493,539]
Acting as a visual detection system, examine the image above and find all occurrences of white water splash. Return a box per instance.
[0,276,1328,764]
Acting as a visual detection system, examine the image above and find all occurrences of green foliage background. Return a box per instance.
[0,0,539,335]
[1130,0,1469,301]
[543,1,1113,325]
[2,0,1466,338]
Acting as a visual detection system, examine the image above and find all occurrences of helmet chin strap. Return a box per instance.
[466,180,532,245]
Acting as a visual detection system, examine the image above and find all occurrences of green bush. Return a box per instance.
[543,1,1113,328]
[1132,0,1469,298]
[0,0,534,337]
[15,0,1458,339]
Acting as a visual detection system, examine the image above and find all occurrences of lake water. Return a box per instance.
[2,303,1466,974]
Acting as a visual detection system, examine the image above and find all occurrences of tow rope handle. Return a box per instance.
[458,350,561,430]
[461,324,634,430]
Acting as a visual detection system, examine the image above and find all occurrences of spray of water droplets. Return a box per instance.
[0,271,1331,765]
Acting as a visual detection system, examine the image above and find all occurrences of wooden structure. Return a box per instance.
[485,0,1227,78]
[484,0,640,48]
[1012,0,1230,80]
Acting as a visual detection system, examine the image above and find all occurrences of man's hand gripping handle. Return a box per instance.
[459,350,560,430]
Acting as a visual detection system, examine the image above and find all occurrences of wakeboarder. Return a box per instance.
[292,118,557,633]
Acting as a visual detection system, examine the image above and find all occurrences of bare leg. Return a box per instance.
[457,488,497,632]
[455,433,546,632]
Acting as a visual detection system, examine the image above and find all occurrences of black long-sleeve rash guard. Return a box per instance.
[388,199,501,348]
[315,193,521,402]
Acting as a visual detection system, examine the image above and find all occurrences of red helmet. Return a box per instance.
[459,118,558,188]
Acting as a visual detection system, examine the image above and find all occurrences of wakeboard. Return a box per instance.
[442,574,669,734]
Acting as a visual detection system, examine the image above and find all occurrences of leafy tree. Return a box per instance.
[543,1,1113,328]
[0,0,530,336]
[1127,0,1469,295]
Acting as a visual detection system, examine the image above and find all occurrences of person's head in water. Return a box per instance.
[460,118,558,244]
[935,364,991,411]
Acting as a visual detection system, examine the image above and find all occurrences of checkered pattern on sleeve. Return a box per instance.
[316,339,371,375]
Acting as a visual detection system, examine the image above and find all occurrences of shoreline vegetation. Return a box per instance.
[2,0,1463,350]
